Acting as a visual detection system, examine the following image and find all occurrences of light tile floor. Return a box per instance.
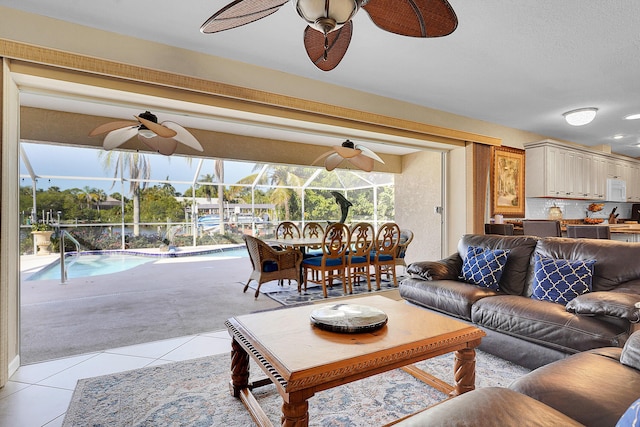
[0,330,232,427]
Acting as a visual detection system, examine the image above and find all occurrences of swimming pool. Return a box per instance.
[26,247,248,281]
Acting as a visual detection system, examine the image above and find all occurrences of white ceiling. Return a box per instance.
[4,1,640,156]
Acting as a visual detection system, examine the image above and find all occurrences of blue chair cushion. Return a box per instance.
[303,249,323,258]
[349,255,368,265]
[369,252,393,262]
[262,261,279,272]
[303,256,344,267]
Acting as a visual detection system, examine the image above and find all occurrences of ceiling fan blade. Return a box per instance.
[363,0,458,37]
[201,0,288,33]
[324,153,344,171]
[348,154,375,172]
[303,21,353,71]
[161,121,204,152]
[312,150,334,165]
[103,126,139,150]
[135,115,177,138]
[89,120,138,136]
[333,145,361,159]
[354,144,385,164]
[138,135,179,156]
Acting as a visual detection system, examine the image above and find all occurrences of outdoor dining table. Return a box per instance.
[262,237,324,249]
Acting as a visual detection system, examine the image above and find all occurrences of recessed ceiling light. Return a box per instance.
[614,134,624,139]
[563,108,598,126]
[625,113,640,120]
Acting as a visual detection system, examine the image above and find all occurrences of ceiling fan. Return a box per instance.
[313,139,384,171]
[89,111,204,156]
[200,0,458,71]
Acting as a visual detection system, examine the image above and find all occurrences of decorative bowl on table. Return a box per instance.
[310,303,388,333]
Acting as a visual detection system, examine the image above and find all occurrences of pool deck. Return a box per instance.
[19,243,284,365]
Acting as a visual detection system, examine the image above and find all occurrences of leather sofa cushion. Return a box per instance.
[510,348,640,427]
[533,237,640,293]
[400,278,498,321]
[472,295,628,352]
[566,291,640,322]
[392,387,584,427]
[458,234,539,296]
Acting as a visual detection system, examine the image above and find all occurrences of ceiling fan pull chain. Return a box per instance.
[323,34,329,61]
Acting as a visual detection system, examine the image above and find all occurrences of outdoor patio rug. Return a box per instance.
[63,349,529,426]
[251,276,407,306]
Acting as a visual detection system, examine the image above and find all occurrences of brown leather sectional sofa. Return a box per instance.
[392,331,640,426]
[399,234,640,369]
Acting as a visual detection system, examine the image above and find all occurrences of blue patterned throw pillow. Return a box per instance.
[532,254,596,305]
[460,246,510,291]
[616,397,640,427]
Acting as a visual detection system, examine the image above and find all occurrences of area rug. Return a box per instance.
[63,350,529,426]
[253,277,406,306]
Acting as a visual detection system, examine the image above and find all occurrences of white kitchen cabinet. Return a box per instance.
[607,159,626,179]
[526,144,587,198]
[525,140,639,201]
[625,162,640,202]
[590,155,606,200]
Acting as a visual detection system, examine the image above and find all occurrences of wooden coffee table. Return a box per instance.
[225,295,485,427]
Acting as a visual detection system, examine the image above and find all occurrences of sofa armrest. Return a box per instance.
[406,253,462,281]
[566,292,640,323]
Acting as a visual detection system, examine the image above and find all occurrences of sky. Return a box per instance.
[20,142,256,195]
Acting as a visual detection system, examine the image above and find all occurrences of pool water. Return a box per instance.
[26,247,248,281]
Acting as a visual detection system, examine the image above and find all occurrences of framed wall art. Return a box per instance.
[490,146,525,218]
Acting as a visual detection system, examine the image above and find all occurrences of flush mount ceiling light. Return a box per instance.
[563,108,598,126]
[200,0,458,71]
[625,113,640,120]
[89,111,204,156]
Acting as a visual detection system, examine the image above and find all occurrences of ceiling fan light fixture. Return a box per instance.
[563,107,598,126]
[137,127,156,139]
[295,0,359,33]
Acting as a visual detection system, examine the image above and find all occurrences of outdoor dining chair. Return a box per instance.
[371,222,401,288]
[242,234,303,298]
[395,228,414,273]
[301,222,351,297]
[348,222,375,291]
[275,221,301,240]
[302,221,325,257]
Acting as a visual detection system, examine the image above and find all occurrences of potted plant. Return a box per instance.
[31,223,54,255]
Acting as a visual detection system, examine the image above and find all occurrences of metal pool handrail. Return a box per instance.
[60,230,81,284]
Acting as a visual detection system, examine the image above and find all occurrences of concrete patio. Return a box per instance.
[19,246,282,364]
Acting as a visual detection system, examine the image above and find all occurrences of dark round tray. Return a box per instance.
[310,303,388,333]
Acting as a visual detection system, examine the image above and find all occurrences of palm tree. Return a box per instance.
[99,151,151,236]
[266,166,303,220]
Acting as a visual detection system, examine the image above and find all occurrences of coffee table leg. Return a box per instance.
[282,398,309,427]
[451,347,476,396]
[229,337,250,397]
